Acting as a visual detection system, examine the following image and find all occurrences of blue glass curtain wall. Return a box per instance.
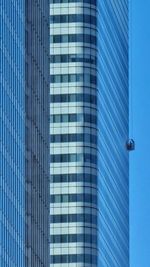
[0,1,25,266]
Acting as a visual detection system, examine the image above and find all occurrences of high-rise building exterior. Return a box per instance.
[50,0,129,266]
[0,1,50,267]
[0,1,25,266]
[25,1,50,267]
[98,1,129,266]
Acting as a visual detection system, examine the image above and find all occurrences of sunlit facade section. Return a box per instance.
[0,1,25,266]
[97,1,129,266]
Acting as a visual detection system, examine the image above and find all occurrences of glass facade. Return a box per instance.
[50,0,129,266]
[98,1,129,266]
[0,1,50,266]
[0,1,25,266]
[25,1,50,267]
[50,0,98,265]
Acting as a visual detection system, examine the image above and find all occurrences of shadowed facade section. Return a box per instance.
[25,1,50,266]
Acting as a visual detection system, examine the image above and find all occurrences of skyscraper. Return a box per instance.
[0,1,25,266]
[98,1,129,266]
[0,1,50,266]
[50,0,129,266]
[25,1,50,266]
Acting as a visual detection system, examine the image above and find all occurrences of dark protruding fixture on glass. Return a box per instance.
[126,139,135,151]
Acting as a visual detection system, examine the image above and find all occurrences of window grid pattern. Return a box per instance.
[50,73,97,84]
[50,0,97,5]
[25,1,50,267]
[50,213,97,224]
[50,254,97,264]
[50,113,97,124]
[50,14,97,25]
[50,0,99,264]
[50,133,97,145]
[50,233,97,244]
[50,54,97,64]
[50,173,97,184]
[0,1,25,266]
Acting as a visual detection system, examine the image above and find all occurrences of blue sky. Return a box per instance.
[130,0,150,266]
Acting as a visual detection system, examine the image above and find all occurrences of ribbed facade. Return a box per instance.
[98,1,129,266]
[25,1,50,267]
[49,0,129,266]
[0,1,25,266]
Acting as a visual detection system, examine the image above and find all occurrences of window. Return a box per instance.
[69,134,76,142]
[61,94,68,102]
[50,234,97,244]
[51,94,61,102]
[77,113,83,122]
[50,53,97,64]
[84,133,90,143]
[61,235,68,242]
[62,35,69,42]
[55,75,61,83]
[62,114,68,122]
[77,153,83,162]
[78,194,84,202]
[69,154,77,162]
[50,0,97,4]
[69,234,76,242]
[51,134,61,142]
[50,14,96,25]
[69,173,77,182]
[55,195,61,202]
[54,55,61,63]
[50,34,96,44]
[91,75,97,84]
[54,15,60,23]
[69,74,76,82]
[76,94,83,101]
[53,35,61,43]
[61,154,69,162]
[54,114,61,123]
[51,94,96,104]
[69,113,76,122]
[50,74,96,84]
[61,174,68,182]
[84,73,90,83]
[50,113,97,124]
[76,34,83,42]
[69,94,76,102]
[70,214,77,222]
[61,15,68,23]
[76,73,83,82]
[70,194,77,202]
[51,153,97,163]
[51,173,97,184]
[61,54,68,62]
[61,134,68,142]
[50,193,97,204]
[69,34,76,42]
[68,14,76,22]
[50,254,97,264]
